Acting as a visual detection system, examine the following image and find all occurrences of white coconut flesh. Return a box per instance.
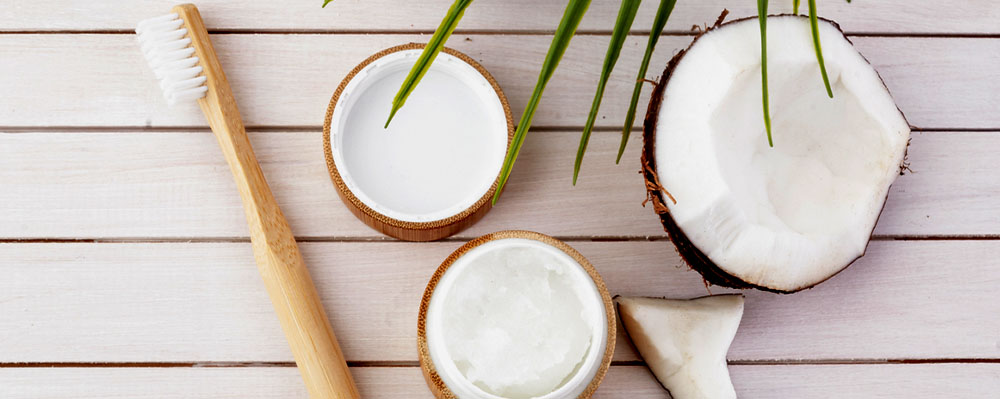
[616,295,744,399]
[653,16,910,291]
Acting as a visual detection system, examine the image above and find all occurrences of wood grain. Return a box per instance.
[173,4,358,398]
[2,2,999,396]
[3,0,997,34]
[1,240,997,363]
[0,131,996,239]
[1,35,997,129]
[1,364,998,398]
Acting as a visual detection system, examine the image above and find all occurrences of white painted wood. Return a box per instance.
[730,364,1000,398]
[1,2,996,397]
[1,240,997,363]
[1,364,997,398]
[0,131,994,239]
[0,130,654,239]
[4,0,998,34]
[0,35,996,129]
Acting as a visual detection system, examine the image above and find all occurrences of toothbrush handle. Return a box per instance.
[173,4,360,399]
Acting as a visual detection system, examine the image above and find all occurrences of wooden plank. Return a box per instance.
[0,131,995,239]
[3,0,997,34]
[1,364,997,398]
[1,240,997,363]
[733,364,1000,398]
[0,35,996,129]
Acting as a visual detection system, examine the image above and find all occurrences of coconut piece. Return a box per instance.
[641,15,910,293]
[616,295,744,399]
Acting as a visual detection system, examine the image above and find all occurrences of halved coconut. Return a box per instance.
[616,295,744,399]
[641,15,910,293]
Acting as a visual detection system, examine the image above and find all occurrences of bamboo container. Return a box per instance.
[323,44,514,241]
[417,230,617,398]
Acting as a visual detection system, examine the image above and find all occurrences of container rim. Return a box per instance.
[322,43,514,241]
[416,230,617,398]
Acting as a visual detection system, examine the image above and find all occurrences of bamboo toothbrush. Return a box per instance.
[136,5,360,398]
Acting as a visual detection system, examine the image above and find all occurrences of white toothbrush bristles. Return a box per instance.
[136,13,208,106]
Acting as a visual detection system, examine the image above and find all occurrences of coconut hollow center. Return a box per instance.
[709,62,891,236]
[427,239,605,398]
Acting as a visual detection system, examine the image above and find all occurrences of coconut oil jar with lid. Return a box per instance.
[418,231,616,399]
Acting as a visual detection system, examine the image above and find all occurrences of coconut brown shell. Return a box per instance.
[640,14,908,294]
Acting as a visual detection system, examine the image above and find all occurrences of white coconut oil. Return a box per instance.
[425,238,608,399]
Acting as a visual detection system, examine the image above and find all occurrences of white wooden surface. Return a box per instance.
[2,36,998,128]
[2,1,999,398]
[4,0,998,34]
[3,365,998,398]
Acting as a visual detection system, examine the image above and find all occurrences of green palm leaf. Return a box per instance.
[758,0,773,147]
[384,0,475,128]
[616,0,677,164]
[808,0,834,98]
[493,0,592,203]
[793,0,800,14]
[574,0,642,184]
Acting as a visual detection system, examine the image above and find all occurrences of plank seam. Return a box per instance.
[1,359,996,369]
[0,126,633,133]
[1,127,997,134]
[1,30,998,37]
[1,235,999,244]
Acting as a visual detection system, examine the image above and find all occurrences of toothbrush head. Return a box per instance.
[136,12,207,106]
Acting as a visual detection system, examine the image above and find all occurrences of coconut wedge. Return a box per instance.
[641,15,910,293]
[616,295,744,399]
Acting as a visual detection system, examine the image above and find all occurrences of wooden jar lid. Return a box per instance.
[417,230,617,398]
[323,44,514,241]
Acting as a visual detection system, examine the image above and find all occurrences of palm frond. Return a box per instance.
[758,0,773,147]
[384,0,475,127]
[808,0,834,98]
[493,0,593,203]
[616,0,677,164]
[575,0,642,184]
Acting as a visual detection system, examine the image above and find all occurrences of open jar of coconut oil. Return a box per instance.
[418,231,616,399]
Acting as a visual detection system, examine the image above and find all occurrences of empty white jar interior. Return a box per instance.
[426,238,608,399]
[329,49,508,223]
